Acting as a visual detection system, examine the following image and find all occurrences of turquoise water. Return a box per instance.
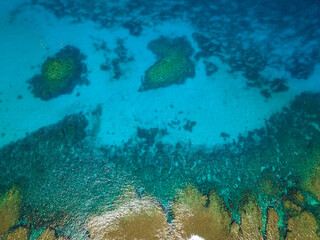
[0,0,320,239]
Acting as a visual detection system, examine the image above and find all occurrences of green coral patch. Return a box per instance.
[42,57,77,91]
[144,51,194,89]
[28,46,87,100]
[141,37,195,91]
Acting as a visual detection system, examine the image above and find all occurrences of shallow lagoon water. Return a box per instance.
[0,0,320,239]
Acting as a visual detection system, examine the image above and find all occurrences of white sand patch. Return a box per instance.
[189,235,206,240]
[0,5,319,148]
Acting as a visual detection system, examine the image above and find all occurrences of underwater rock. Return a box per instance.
[265,207,280,240]
[285,211,320,240]
[87,187,170,240]
[270,78,289,92]
[238,195,263,240]
[285,55,315,80]
[6,226,29,240]
[172,185,232,240]
[28,46,87,100]
[123,20,143,36]
[203,60,218,76]
[140,37,195,91]
[37,228,56,240]
[0,185,22,236]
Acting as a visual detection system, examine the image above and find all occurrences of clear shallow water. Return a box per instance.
[0,0,320,239]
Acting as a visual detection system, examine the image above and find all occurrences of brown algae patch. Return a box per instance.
[265,207,280,240]
[172,185,232,240]
[238,195,263,240]
[302,159,320,202]
[0,185,22,237]
[285,211,320,240]
[6,226,29,240]
[88,188,170,240]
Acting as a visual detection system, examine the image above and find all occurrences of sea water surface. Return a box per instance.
[0,0,320,239]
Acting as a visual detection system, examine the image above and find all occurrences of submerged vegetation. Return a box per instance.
[140,37,195,91]
[27,46,88,100]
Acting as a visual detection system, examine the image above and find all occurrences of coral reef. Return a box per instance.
[6,226,29,240]
[140,37,195,91]
[238,195,263,240]
[88,188,170,240]
[285,211,320,240]
[265,207,280,240]
[0,113,91,230]
[172,185,232,240]
[0,185,22,237]
[302,160,320,202]
[43,57,77,90]
[28,46,87,100]
[287,187,305,205]
[258,169,282,198]
[228,194,265,240]
[37,228,56,240]
[283,196,302,218]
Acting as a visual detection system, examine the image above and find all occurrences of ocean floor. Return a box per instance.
[0,0,320,239]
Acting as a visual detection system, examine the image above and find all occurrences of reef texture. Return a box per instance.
[6,226,29,240]
[302,159,320,202]
[172,185,232,240]
[140,37,195,91]
[286,211,320,240]
[0,113,89,231]
[37,228,56,240]
[265,207,280,240]
[88,188,170,240]
[0,92,320,238]
[231,195,264,240]
[28,46,87,100]
[0,185,22,237]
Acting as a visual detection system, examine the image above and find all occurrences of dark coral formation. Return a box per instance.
[111,39,134,80]
[28,46,88,100]
[192,32,291,99]
[96,38,134,80]
[140,37,195,91]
